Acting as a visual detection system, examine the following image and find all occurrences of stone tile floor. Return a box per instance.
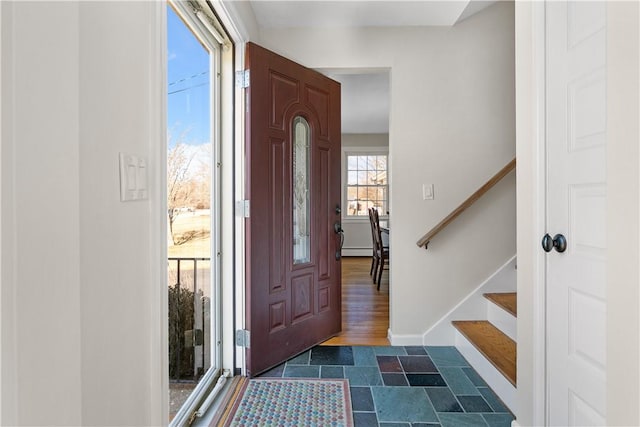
[259,345,514,427]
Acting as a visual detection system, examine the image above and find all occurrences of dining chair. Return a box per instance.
[368,208,379,278]
[371,208,389,290]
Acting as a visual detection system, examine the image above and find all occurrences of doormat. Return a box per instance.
[218,378,353,427]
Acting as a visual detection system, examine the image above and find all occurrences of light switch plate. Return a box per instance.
[120,153,148,201]
[423,183,434,200]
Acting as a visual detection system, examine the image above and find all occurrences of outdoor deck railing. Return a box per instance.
[168,257,211,382]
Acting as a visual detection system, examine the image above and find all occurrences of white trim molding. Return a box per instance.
[531,2,548,426]
[148,1,169,423]
[208,0,249,377]
[516,1,548,425]
[387,329,423,346]
[341,249,372,257]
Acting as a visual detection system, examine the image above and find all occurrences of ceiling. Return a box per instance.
[252,1,467,29]
[247,0,496,134]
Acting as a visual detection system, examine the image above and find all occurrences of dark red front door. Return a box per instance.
[245,43,342,376]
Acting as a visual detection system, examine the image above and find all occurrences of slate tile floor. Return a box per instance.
[259,346,514,427]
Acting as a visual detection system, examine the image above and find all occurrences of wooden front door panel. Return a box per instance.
[245,43,341,376]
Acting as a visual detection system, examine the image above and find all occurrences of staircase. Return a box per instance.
[453,292,517,413]
[413,159,518,413]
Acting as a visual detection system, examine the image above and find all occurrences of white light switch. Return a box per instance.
[137,158,148,199]
[423,183,434,200]
[127,164,137,191]
[120,153,148,202]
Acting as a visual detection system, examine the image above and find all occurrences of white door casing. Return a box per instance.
[546,2,607,425]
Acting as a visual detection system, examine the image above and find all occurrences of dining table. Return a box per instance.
[379,220,389,246]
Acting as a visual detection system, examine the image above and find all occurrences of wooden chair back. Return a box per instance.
[371,208,384,254]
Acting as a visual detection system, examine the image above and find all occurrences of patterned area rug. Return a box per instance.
[223,378,353,427]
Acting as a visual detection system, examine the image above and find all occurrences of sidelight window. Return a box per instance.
[292,116,311,264]
[167,2,225,425]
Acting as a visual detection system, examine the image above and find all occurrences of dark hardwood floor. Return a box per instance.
[322,256,390,346]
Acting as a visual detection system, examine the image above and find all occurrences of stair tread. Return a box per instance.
[452,320,516,387]
[484,292,517,317]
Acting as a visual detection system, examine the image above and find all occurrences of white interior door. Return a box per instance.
[546,1,607,425]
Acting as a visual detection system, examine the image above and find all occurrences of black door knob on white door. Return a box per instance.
[542,233,567,253]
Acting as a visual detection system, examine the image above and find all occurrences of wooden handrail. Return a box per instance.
[416,158,516,249]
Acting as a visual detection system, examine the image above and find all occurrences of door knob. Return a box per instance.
[334,222,344,260]
[541,233,567,253]
[334,222,343,234]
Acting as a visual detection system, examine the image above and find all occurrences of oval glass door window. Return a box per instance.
[293,116,310,264]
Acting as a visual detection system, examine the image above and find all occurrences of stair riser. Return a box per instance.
[455,330,517,414]
[487,302,517,341]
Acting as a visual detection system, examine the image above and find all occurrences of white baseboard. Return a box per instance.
[342,248,371,257]
[511,421,521,427]
[387,328,423,346]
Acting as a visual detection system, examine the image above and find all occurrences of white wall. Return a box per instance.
[606,2,639,425]
[257,2,516,342]
[78,2,165,425]
[423,256,517,345]
[342,133,389,149]
[515,2,640,426]
[342,134,388,256]
[1,2,165,425]
[2,3,82,425]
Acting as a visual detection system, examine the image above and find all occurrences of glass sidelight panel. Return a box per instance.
[167,3,220,422]
[292,116,310,264]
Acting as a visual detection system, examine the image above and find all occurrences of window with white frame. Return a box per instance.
[344,152,388,217]
[167,2,227,424]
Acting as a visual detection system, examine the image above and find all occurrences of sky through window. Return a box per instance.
[167,6,210,147]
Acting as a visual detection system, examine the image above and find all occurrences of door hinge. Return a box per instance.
[236,200,250,218]
[236,329,250,348]
[235,69,250,88]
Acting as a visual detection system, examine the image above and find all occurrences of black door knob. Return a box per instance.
[334,222,343,234]
[542,233,567,253]
[334,222,344,253]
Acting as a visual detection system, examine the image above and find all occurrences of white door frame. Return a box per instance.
[526,2,606,425]
[529,1,548,425]
[206,0,250,376]
[519,1,640,426]
[527,2,640,426]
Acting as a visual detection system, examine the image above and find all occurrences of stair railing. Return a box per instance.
[416,158,516,249]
